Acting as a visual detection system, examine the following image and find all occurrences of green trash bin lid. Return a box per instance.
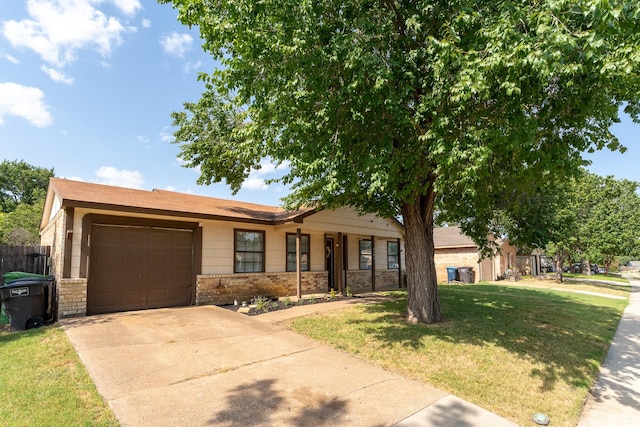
[3,272,52,285]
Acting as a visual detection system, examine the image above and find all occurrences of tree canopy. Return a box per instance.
[544,170,640,279]
[161,0,640,323]
[0,160,53,246]
[0,160,54,214]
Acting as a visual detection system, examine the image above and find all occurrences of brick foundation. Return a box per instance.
[57,278,87,318]
[345,270,404,293]
[196,271,329,305]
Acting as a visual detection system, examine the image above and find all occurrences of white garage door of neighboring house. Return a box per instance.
[87,224,194,315]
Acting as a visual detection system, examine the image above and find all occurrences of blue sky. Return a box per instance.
[1,1,639,209]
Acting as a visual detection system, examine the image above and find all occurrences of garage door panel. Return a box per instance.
[172,268,192,284]
[88,224,195,315]
[92,291,122,309]
[146,289,169,304]
[171,288,191,304]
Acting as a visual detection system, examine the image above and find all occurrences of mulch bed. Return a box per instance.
[221,294,360,316]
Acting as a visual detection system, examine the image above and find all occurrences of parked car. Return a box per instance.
[562,263,599,274]
[541,265,555,273]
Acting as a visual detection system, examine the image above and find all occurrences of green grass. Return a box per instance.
[563,272,629,283]
[0,326,118,426]
[290,283,628,427]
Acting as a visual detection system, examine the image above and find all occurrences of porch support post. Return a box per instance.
[397,237,402,288]
[296,228,302,299]
[337,232,343,293]
[371,235,376,292]
[343,234,349,293]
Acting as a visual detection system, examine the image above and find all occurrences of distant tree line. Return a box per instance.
[544,169,640,280]
[0,160,54,246]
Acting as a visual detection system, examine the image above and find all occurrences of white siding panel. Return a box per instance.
[70,210,86,278]
[301,207,402,238]
[265,228,285,272]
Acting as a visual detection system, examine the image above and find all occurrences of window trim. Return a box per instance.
[359,239,372,270]
[387,240,399,270]
[286,233,310,272]
[234,229,265,273]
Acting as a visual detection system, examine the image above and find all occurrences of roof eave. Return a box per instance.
[61,199,278,226]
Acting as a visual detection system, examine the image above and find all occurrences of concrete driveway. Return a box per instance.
[62,302,517,427]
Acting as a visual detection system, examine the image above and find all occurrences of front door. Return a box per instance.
[325,237,335,291]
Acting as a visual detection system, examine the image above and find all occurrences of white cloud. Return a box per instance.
[0,82,52,127]
[159,131,173,143]
[141,18,151,28]
[160,32,193,58]
[110,0,141,16]
[2,0,139,68]
[183,60,202,74]
[41,65,74,84]
[241,159,290,191]
[3,53,19,64]
[242,177,269,191]
[95,166,144,189]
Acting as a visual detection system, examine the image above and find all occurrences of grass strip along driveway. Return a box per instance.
[290,283,628,427]
[0,326,118,426]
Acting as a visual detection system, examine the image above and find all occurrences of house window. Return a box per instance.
[359,239,372,270]
[387,241,399,269]
[235,230,265,273]
[286,233,310,272]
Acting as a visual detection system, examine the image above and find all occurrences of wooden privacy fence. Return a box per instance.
[0,245,51,279]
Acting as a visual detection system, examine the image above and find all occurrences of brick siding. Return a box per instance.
[346,269,403,293]
[196,271,329,305]
[57,278,87,318]
[434,248,479,283]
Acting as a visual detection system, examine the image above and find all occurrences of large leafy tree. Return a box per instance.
[0,160,54,213]
[0,160,54,246]
[0,196,45,246]
[545,170,640,279]
[578,173,640,272]
[161,0,640,323]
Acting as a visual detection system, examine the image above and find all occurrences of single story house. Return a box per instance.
[40,178,405,318]
[627,261,640,270]
[433,226,517,283]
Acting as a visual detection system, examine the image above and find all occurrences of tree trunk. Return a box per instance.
[554,252,565,283]
[401,191,442,324]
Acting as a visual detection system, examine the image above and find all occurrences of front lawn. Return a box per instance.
[290,283,628,427]
[0,326,118,426]
[563,272,629,283]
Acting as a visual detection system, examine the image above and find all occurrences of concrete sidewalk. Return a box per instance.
[62,298,517,427]
[577,280,640,427]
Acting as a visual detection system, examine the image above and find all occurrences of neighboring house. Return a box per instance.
[433,226,517,283]
[621,260,640,273]
[40,178,405,318]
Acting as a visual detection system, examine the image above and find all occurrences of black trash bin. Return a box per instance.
[1,273,55,331]
[457,267,474,284]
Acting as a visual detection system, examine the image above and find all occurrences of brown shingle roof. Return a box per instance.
[48,178,313,224]
[433,226,477,249]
